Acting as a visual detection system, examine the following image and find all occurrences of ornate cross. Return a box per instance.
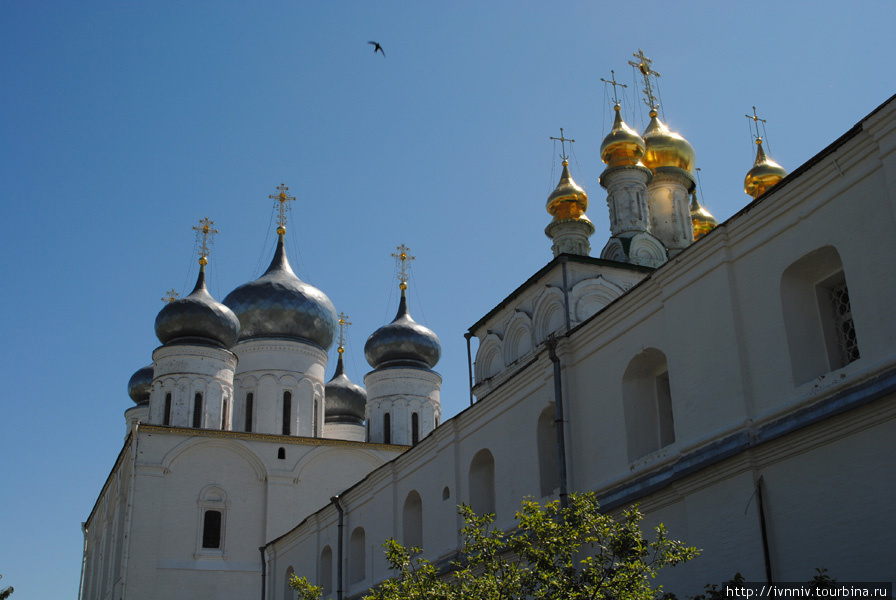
[269,183,295,233]
[192,217,219,265]
[600,69,627,105]
[745,106,767,141]
[336,312,351,353]
[628,49,661,110]
[162,289,179,303]
[391,243,415,290]
[550,127,575,161]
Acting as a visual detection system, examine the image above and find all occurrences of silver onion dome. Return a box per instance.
[365,292,441,369]
[155,267,240,348]
[324,354,367,425]
[127,365,154,405]
[223,235,337,349]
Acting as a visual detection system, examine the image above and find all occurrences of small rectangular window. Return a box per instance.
[193,393,203,428]
[163,393,172,426]
[202,510,222,548]
[384,413,391,444]
[411,412,419,445]
[245,393,253,433]
[282,391,292,435]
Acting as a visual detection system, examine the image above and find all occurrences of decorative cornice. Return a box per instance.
[137,423,407,451]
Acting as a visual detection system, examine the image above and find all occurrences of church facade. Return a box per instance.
[80,84,896,599]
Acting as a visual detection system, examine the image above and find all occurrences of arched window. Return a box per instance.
[284,566,295,600]
[537,406,560,496]
[411,412,419,445]
[196,485,227,554]
[282,391,292,435]
[313,398,319,437]
[244,392,254,432]
[319,546,333,594]
[469,449,496,516]
[163,392,172,426]
[278,447,285,460]
[383,413,391,444]
[349,527,365,583]
[402,491,423,549]
[622,348,675,460]
[781,246,861,384]
[221,398,229,430]
[193,392,203,428]
[442,486,450,500]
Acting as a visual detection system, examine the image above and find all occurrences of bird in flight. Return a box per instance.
[368,41,385,57]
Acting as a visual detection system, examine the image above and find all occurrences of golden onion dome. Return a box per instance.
[641,109,696,172]
[601,103,646,167]
[690,192,718,241]
[744,138,787,199]
[546,160,590,222]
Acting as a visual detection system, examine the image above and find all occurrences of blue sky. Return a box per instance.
[1,2,894,597]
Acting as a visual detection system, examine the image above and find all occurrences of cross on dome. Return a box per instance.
[269,183,295,234]
[629,48,661,111]
[192,217,219,266]
[600,69,627,105]
[550,128,575,161]
[745,106,768,141]
[336,312,352,354]
[391,243,415,291]
[162,289,179,303]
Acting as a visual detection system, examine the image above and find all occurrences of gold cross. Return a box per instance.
[628,48,661,110]
[269,183,295,234]
[549,127,575,161]
[600,69,627,105]
[391,243,415,290]
[192,217,219,265]
[745,106,767,141]
[162,289,180,303]
[336,312,351,353]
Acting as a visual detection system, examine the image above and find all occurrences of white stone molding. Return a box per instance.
[600,238,628,263]
[532,286,567,342]
[600,164,652,237]
[647,169,695,256]
[628,232,668,268]
[502,310,534,366]
[544,219,595,257]
[159,437,268,482]
[474,332,504,383]
[570,275,626,323]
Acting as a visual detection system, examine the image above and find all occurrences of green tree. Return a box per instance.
[291,492,697,600]
[0,574,13,600]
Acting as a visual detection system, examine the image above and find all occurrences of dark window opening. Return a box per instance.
[278,447,285,460]
[221,399,228,430]
[192,393,203,428]
[202,510,222,548]
[383,412,391,444]
[245,393,253,432]
[411,412,419,445]
[282,391,292,435]
[163,393,172,426]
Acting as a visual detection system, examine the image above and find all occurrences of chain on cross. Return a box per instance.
[269,183,295,234]
[336,312,352,354]
[628,48,661,111]
[550,128,575,161]
[391,243,415,290]
[600,69,627,105]
[745,106,767,142]
[192,217,219,265]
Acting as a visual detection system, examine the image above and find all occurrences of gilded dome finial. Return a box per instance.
[192,217,219,267]
[689,190,718,241]
[162,289,180,303]
[600,69,628,105]
[391,243,415,294]
[336,312,351,355]
[269,183,295,236]
[546,128,590,222]
[743,108,787,198]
